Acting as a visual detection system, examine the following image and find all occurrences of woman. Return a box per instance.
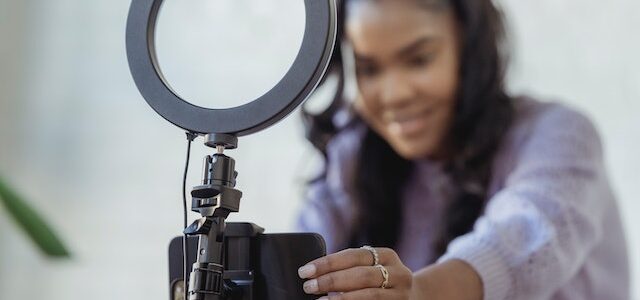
[296,0,629,299]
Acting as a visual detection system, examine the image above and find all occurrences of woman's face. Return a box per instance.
[346,0,461,160]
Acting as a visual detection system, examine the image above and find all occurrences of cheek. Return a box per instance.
[354,92,386,135]
[413,57,459,102]
[412,68,457,154]
[355,78,386,123]
[357,77,380,107]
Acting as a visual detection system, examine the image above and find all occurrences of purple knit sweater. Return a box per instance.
[296,97,629,299]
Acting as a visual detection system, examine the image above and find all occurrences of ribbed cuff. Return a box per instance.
[438,237,512,300]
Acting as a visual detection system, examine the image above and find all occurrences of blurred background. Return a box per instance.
[0,0,638,299]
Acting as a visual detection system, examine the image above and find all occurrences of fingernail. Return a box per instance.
[298,264,316,279]
[317,297,328,300]
[303,279,319,294]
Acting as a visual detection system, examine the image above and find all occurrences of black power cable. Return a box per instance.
[182,132,197,300]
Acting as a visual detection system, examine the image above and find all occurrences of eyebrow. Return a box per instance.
[354,36,439,63]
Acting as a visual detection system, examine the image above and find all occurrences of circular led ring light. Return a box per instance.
[126,0,337,136]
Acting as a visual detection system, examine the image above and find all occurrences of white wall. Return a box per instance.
[0,0,637,299]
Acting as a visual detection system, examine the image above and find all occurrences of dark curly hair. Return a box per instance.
[303,0,514,260]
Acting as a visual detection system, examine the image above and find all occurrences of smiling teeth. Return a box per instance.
[383,111,396,122]
[386,110,429,123]
[388,122,402,135]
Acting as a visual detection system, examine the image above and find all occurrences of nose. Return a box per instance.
[379,70,416,109]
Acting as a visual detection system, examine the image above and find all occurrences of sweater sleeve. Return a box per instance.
[438,105,608,300]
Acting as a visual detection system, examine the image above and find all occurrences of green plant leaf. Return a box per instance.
[0,176,71,258]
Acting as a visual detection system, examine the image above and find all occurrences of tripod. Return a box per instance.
[175,134,326,300]
[125,1,338,298]
[183,133,245,300]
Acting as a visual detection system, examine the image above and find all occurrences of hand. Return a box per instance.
[297,247,414,300]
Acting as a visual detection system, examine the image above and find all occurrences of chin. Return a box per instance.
[391,142,435,161]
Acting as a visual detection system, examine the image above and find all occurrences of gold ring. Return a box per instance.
[375,264,390,289]
[360,245,379,266]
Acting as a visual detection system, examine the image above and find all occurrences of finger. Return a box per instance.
[373,247,402,265]
[299,248,373,279]
[304,264,411,295]
[320,288,407,300]
[299,247,399,279]
[302,266,382,294]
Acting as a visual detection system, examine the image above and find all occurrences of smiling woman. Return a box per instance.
[348,1,461,160]
[0,0,637,299]
[297,0,630,299]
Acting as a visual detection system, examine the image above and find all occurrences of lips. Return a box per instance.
[385,108,433,136]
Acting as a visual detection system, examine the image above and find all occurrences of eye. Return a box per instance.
[356,63,380,78]
[407,53,434,68]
